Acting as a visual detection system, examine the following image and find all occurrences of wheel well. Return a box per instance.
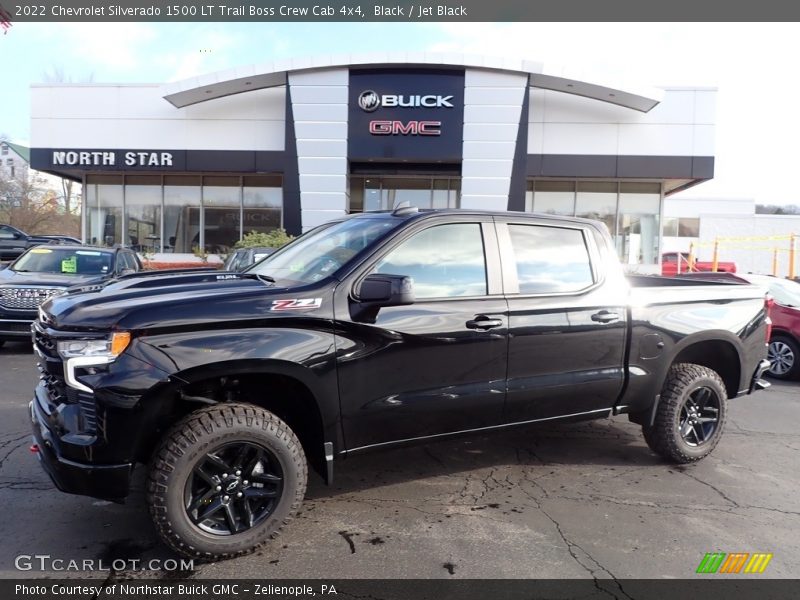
[771,330,799,343]
[672,340,741,398]
[148,373,327,481]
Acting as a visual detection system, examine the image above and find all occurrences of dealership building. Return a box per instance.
[29,54,716,269]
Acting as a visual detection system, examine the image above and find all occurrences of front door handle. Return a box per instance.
[466,316,503,330]
[591,310,620,324]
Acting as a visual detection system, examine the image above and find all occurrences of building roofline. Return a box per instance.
[3,141,30,163]
[160,53,665,113]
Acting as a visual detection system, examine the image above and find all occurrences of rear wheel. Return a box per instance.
[147,404,307,560]
[643,363,727,463]
[767,336,799,380]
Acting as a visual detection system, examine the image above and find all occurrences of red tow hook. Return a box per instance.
[29,444,40,453]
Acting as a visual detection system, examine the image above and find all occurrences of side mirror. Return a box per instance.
[118,268,136,277]
[350,273,415,323]
[12,232,22,239]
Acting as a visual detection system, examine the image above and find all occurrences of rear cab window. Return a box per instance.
[506,224,595,294]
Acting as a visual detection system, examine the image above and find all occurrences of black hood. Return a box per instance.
[39,270,324,332]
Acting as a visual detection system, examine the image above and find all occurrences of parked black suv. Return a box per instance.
[30,209,770,560]
[0,245,142,345]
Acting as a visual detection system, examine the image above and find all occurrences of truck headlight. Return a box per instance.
[57,332,131,360]
[57,332,131,394]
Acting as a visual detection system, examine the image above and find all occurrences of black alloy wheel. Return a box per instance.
[148,404,307,560]
[678,386,721,447]
[185,442,284,536]
[643,363,728,463]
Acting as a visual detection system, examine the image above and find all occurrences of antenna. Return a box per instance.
[392,201,419,216]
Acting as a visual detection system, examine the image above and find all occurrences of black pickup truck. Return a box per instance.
[29,208,771,560]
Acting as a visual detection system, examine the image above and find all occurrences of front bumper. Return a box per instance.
[29,389,133,501]
[750,358,772,393]
[0,317,34,339]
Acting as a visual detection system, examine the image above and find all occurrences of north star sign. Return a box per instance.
[52,150,174,167]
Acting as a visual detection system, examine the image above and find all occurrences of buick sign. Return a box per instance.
[348,69,465,161]
[358,90,380,112]
[358,91,454,112]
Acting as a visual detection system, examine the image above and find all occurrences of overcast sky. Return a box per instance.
[2,22,799,204]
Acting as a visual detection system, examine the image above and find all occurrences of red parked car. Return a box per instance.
[743,274,800,380]
[676,272,800,379]
[661,252,737,277]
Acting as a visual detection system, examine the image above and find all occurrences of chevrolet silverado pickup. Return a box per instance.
[29,208,771,560]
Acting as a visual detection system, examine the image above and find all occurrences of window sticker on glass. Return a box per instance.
[30,248,52,254]
[61,256,78,273]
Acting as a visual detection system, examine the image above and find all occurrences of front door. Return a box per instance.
[334,219,509,451]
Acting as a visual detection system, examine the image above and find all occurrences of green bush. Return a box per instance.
[235,229,294,250]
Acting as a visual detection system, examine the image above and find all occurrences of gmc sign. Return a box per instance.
[368,120,442,136]
[348,69,465,161]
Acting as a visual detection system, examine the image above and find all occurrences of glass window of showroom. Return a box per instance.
[526,180,662,265]
[84,174,282,253]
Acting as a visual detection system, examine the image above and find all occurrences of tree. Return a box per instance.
[0,169,79,235]
[235,229,295,249]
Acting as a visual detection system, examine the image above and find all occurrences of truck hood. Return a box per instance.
[0,268,106,288]
[39,270,326,332]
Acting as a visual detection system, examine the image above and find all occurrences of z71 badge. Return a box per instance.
[270,298,323,311]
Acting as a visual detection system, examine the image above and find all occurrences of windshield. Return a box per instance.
[247,217,400,285]
[765,278,800,307]
[12,247,113,275]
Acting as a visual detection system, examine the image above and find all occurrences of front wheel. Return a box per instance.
[767,336,799,380]
[643,363,728,463]
[147,404,307,560]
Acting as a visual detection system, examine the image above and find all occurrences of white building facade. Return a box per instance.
[664,196,800,276]
[28,54,716,269]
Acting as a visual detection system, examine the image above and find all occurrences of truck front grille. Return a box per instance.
[0,287,62,310]
[35,327,98,436]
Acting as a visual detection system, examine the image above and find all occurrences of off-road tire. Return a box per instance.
[767,335,800,380]
[643,363,728,463]
[147,403,307,560]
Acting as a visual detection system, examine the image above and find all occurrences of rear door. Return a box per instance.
[497,218,628,423]
[333,216,509,450]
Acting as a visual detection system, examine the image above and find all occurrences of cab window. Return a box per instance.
[508,224,594,294]
[373,223,487,299]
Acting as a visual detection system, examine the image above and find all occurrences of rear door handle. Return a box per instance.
[466,316,503,330]
[591,310,620,324]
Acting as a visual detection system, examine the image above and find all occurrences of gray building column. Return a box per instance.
[461,70,529,210]
[287,69,349,232]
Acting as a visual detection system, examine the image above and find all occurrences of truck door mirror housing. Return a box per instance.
[351,273,415,323]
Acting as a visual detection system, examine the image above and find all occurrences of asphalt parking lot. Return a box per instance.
[0,339,798,581]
